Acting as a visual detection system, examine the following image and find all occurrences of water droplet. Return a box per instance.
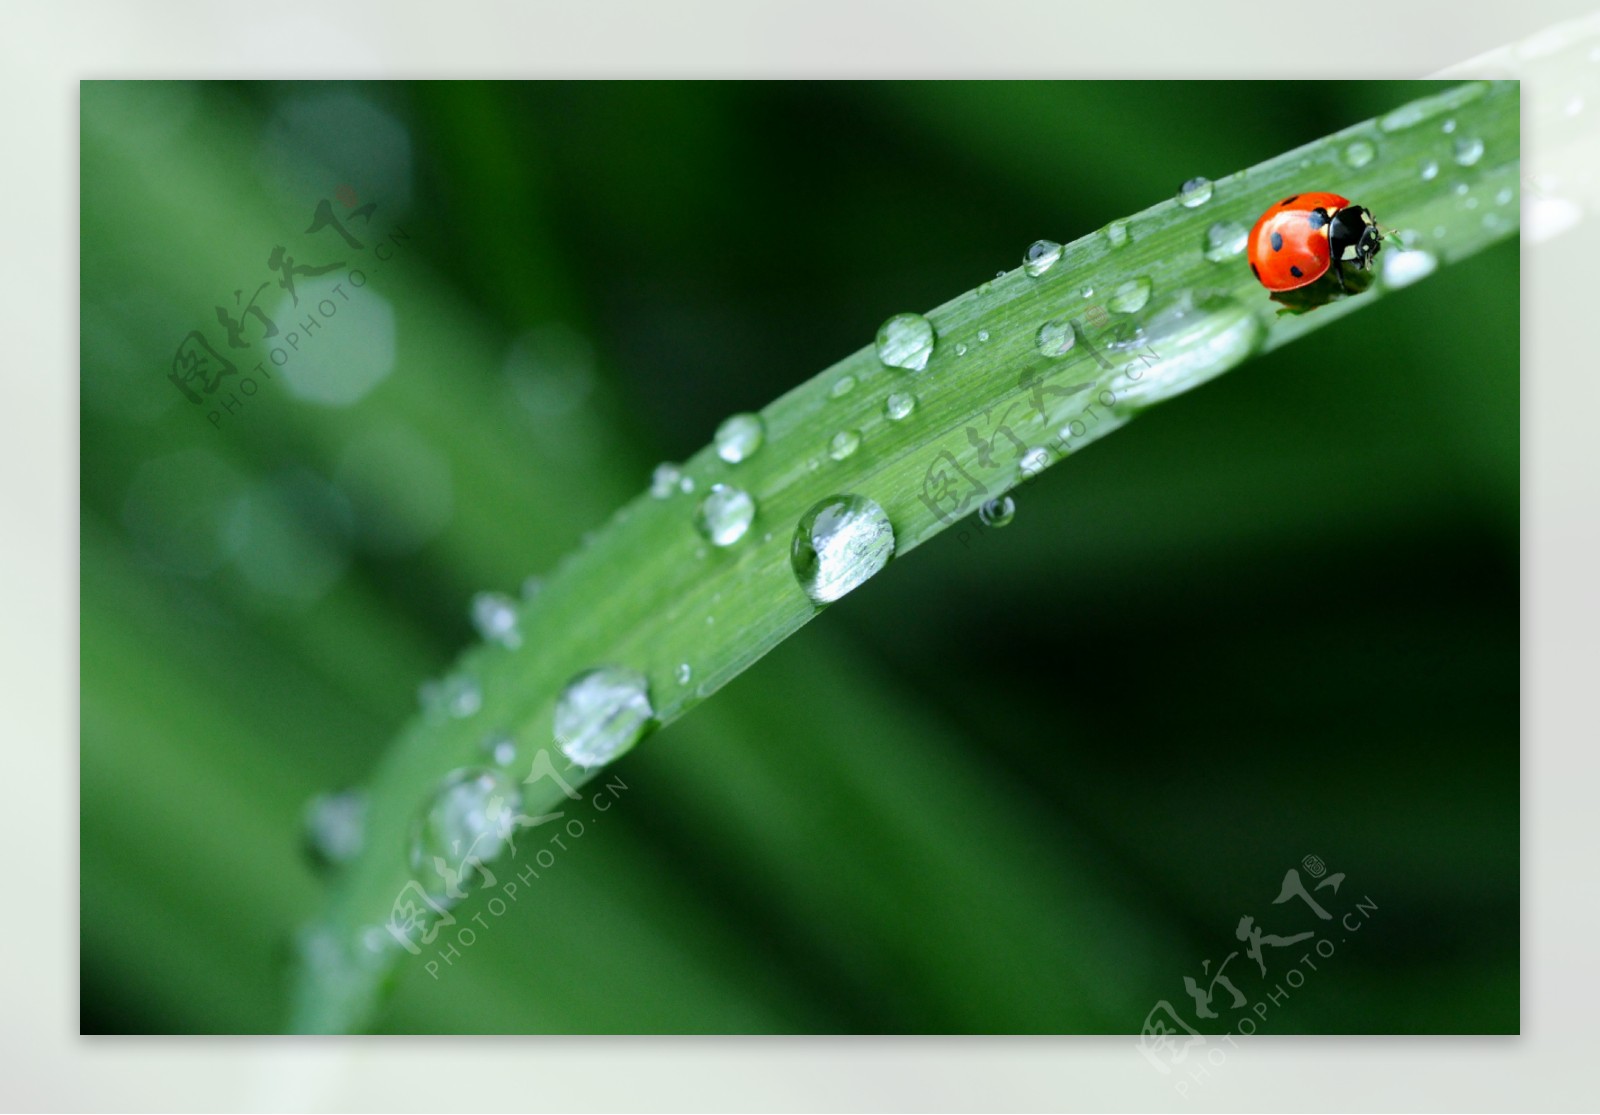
[483,732,517,766]
[977,330,990,343]
[555,667,654,768]
[675,662,692,685]
[790,495,895,605]
[304,789,366,868]
[409,767,522,901]
[1442,118,1457,134]
[1453,136,1484,166]
[1111,291,1265,409]
[1203,221,1248,262]
[650,462,683,498]
[1019,446,1051,477]
[828,430,862,460]
[884,392,916,421]
[1177,176,1213,207]
[693,484,756,547]
[1108,277,1152,314]
[978,496,1015,528]
[1035,318,1077,358]
[1105,220,1130,247]
[421,673,482,719]
[1495,186,1515,206]
[1420,159,1439,181]
[1381,248,1439,288]
[1023,239,1063,277]
[830,375,857,398]
[954,342,968,357]
[470,590,522,649]
[1080,285,1094,298]
[1343,139,1376,168]
[875,312,935,372]
[1453,182,1469,197]
[714,413,764,464]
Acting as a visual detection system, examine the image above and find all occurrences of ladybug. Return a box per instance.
[1247,192,1383,293]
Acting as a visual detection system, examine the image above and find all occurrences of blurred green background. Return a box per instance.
[80,80,1518,1035]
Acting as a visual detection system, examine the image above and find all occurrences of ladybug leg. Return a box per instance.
[1333,256,1347,294]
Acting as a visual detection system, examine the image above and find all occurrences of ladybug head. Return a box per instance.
[1330,205,1382,271]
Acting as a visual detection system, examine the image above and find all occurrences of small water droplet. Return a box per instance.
[830,375,857,399]
[1035,318,1077,358]
[791,495,895,605]
[483,732,517,767]
[650,462,683,498]
[1106,220,1130,247]
[1023,239,1063,277]
[884,392,916,421]
[693,484,756,547]
[471,590,522,649]
[977,330,990,343]
[675,662,692,685]
[409,768,522,902]
[978,496,1015,528]
[1453,182,1470,197]
[1080,285,1094,298]
[1203,221,1248,262]
[1420,159,1440,181]
[304,789,366,868]
[714,413,764,464]
[828,430,862,461]
[875,312,936,372]
[954,342,968,357]
[1453,136,1484,166]
[1495,186,1515,206]
[1381,248,1439,288]
[1177,176,1213,207]
[1019,446,1051,477]
[1342,139,1376,168]
[421,673,482,719]
[1442,117,1457,134]
[555,667,653,768]
[1108,277,1153,314]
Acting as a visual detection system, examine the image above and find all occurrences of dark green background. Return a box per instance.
[80,81,1518,1034]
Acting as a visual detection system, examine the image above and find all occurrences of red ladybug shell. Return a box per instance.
[1247,191,1349,292]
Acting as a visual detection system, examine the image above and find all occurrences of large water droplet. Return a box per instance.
[555,666,654,768]
[875,312,935,372]
[304,789,367,868]
[1343,139,1376,168]
[650,462,683,499]
[1036,319,1077,359]
[471,590,522,649]
[1111,291,1265,409]
[828,430,862,461]
[884,392,916,421]
[1177,177,1213,207]
[978,496,1015,528]
[409,768,522,902]
[694,484,756,546]
[714,413,764,464]
[1023,239,1063,277]
[1203,221,1248,262]
[791,495,895,605]
[1108,277,1153,314]
[1381,248,1439,288]
[1453,136,1485,166]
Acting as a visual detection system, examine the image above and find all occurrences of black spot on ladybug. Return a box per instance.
[1251,262,1261,281]
[1289,265,1304,278]
[1280,194,1299,206]
[1270,232,1284,252]
[1308,209,1328,230]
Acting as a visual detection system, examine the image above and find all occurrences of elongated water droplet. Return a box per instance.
[1420,159,1440,181]
[1453,136,1484,166]
[650,462,683,498]
[1019,446,1051,477]
[304,789,366,868]
[830,374,857,398]
[884,392,916,421]
[1203,221,1248,262]
[875,313,935,372]
[714,413,764,463]
[978,496,1015,528]
[409,767,522,902]
[1108,277,1153,314]
[828,430,861,461]
[1381,248,1439,288]
[1343,139,1376,168]
[555,666,653,768]
[471,590,521,649]
[1111,291,1265,409]
[791,495,895,605]
[1177,177,1213,207]
[1023,239,1063,277]
[1035,319,1076,358]
[693,484,755,546]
